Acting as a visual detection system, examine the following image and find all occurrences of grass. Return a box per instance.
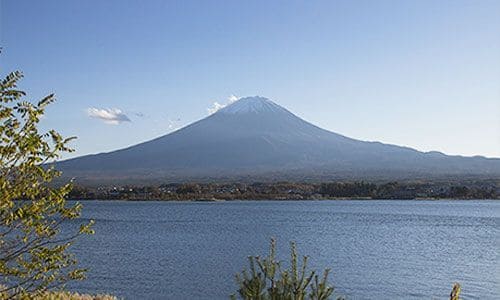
[0,286,116,300]
[31,291,117,300]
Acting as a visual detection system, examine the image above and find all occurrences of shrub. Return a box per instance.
[232,239,342,300]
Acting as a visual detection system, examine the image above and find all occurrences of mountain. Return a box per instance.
[57,96,500,183]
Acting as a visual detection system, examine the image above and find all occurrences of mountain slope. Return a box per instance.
[57,96,500,182]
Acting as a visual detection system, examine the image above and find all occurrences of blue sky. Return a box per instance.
[1,0,499,158]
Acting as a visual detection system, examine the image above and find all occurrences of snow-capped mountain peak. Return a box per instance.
[217,96,286,115]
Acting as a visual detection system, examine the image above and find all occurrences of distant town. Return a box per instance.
[68,180,500,201]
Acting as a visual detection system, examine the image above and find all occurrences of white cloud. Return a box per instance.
[207,95,241,115]
[86,108,131,125]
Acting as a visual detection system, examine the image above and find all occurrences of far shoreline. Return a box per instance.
[67,197,499,202]
[67,180,499,201]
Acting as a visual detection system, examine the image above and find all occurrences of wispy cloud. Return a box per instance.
[86,108,131,125]
[207,94,241,114]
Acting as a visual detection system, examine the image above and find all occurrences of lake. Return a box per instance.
[66,200,499,299]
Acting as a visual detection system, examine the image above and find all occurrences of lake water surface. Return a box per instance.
[67,200,499,299]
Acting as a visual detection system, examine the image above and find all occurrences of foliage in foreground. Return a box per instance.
[232,239,342,300]
[450,283,461,300]
[232,240,464,300]
[0,285,115,300]
[0,68,93,298]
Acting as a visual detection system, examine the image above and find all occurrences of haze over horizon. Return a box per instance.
[1,0,499,159]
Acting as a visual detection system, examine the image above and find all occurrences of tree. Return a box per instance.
[232,239,342,300]
[0,68,93,298]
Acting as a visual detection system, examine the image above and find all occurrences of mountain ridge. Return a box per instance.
[57,96,500,183]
